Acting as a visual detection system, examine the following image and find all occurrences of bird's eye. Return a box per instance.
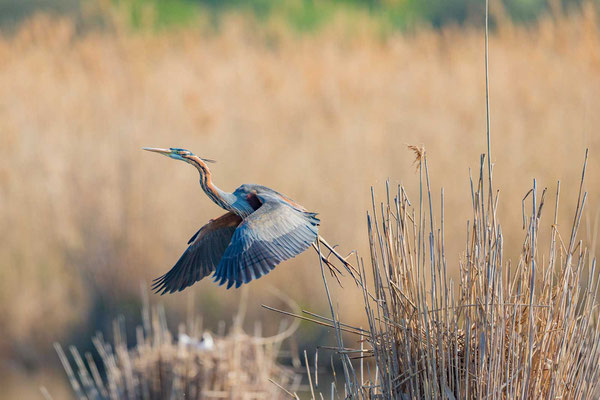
[169,147,190,155]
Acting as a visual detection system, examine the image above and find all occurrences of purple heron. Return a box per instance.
[143,147,343,294]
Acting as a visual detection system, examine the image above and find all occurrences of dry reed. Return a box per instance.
[311,149,600,399]
[52,297,301,399]
[2,10,600,357]
[295,5,600,398]
[305,5,600,396]
[2,7,600,398]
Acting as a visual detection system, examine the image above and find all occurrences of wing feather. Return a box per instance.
[213,193,319,289]
[152,212,242,294]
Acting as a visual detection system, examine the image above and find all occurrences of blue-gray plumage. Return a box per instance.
[143,147,320,293]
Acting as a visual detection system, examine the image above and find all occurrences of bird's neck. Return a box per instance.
[185,156,237,212]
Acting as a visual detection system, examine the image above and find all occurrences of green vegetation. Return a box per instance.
[110,0,592,31]
[0,0,594,31]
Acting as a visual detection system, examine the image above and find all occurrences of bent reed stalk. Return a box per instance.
[316,148,600,399]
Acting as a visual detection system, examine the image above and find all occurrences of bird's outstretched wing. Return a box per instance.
[213,193,319,289]
[152,212,242,294]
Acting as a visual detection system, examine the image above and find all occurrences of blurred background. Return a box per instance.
[1,0,599,397]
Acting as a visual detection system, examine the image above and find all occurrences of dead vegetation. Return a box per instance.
[305,7,600,396]
[250,133,600,399]
[1,6,600,399]
[306,147,600,399]
[51,294,301,400]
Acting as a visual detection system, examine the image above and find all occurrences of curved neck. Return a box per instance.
[184,155,237,211]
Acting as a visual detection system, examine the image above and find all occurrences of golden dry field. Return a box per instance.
[1,7,600,398]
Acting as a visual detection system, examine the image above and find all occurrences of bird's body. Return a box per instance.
[143,147,319,293]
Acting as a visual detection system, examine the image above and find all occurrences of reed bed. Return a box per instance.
[317,147,600,399]
[2,9,600,362]
[52,299,301,399]
[2,8,600,399]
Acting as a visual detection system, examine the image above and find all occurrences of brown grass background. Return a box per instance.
[1,7,599,398]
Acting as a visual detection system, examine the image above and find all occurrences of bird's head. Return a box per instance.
[143,147,216,164]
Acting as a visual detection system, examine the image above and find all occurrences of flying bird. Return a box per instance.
[143,147,326,293]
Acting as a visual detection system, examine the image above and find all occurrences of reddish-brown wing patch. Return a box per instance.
[209,211,243,228]
[189,211,242,245]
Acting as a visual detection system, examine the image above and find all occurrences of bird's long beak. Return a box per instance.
[143,147,172,155]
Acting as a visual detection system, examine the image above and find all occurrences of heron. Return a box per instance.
[143,147,352,294]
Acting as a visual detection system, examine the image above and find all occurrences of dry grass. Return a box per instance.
[315,148,600,398]
[1,7,600,397]
[51,293,301,399]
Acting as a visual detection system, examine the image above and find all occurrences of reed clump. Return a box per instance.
[324,149,600,399]
[53,302,301,399]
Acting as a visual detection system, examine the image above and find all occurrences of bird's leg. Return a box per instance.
[312,236,360,285]
[318,236,360,277]
[311,243,343,276]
